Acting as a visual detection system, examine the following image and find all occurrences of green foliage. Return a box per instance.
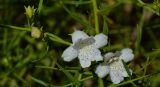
[0,0,160,87]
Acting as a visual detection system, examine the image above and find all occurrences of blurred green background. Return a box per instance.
[0,0,160,87]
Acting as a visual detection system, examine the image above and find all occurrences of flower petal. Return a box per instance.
[117,60,129,77]
[109,60,127,84]
[62,46,78,62]
[73,37,95,50]
[109,70,124,84]
[94,33,108,48]
[71,30,89,43]
[95,64,109,78]
[79,59,91,68]
[119,48,134,62]
[78,45,103,68]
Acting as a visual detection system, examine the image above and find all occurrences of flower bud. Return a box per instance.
[31,27,42,38]
[24,6,35,18]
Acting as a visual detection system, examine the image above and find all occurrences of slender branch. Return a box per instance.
[92,0,99,34]
[0,24,30,31]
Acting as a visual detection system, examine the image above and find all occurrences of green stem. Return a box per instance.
[0,24,30,31]
[116,75,150,86]
[27,18,32,30]
[143,57,150,76]
[92,0,99,34]
[35,66,77,73]
[80,75,93,81]
[98,78,104,87]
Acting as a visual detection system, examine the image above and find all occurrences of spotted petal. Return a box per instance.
[109,69,124,84]
[71,30,89,43]
[119,48,134,62]
[95,64,109,78]
[78,45,103,68]
[116,60,129,77]
[79,58,91,68]
[62,46,78,62]
[94,33,108,48]
[109,60,129,84]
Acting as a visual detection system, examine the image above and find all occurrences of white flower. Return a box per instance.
[62,30,108,68]
[95,48,134,84]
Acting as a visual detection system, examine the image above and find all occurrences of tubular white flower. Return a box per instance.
[119,48,134,63]
[62,45,78,62]
[94,33,108,48]
[95,48,134,84]
[62,30,108,68]
[71,30,89,43]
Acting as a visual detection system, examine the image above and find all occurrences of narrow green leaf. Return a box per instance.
[35,65,78,73]
[143,57,150,76]
[80,75,93,81]
[32,77,48,86]
[45,32,71,45]
[102,16,109,35]
[61,83,73,87]
[56,63,74,82]
[135,9,144,55]
[0,24,30,31]
[38,0,43,14]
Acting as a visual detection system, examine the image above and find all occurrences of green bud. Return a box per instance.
[24,6,35,18]
[31,27,42,38]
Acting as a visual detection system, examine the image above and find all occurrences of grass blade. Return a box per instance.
[32,77,48,86]
[38,0,43,14]
[56,63,74,82]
